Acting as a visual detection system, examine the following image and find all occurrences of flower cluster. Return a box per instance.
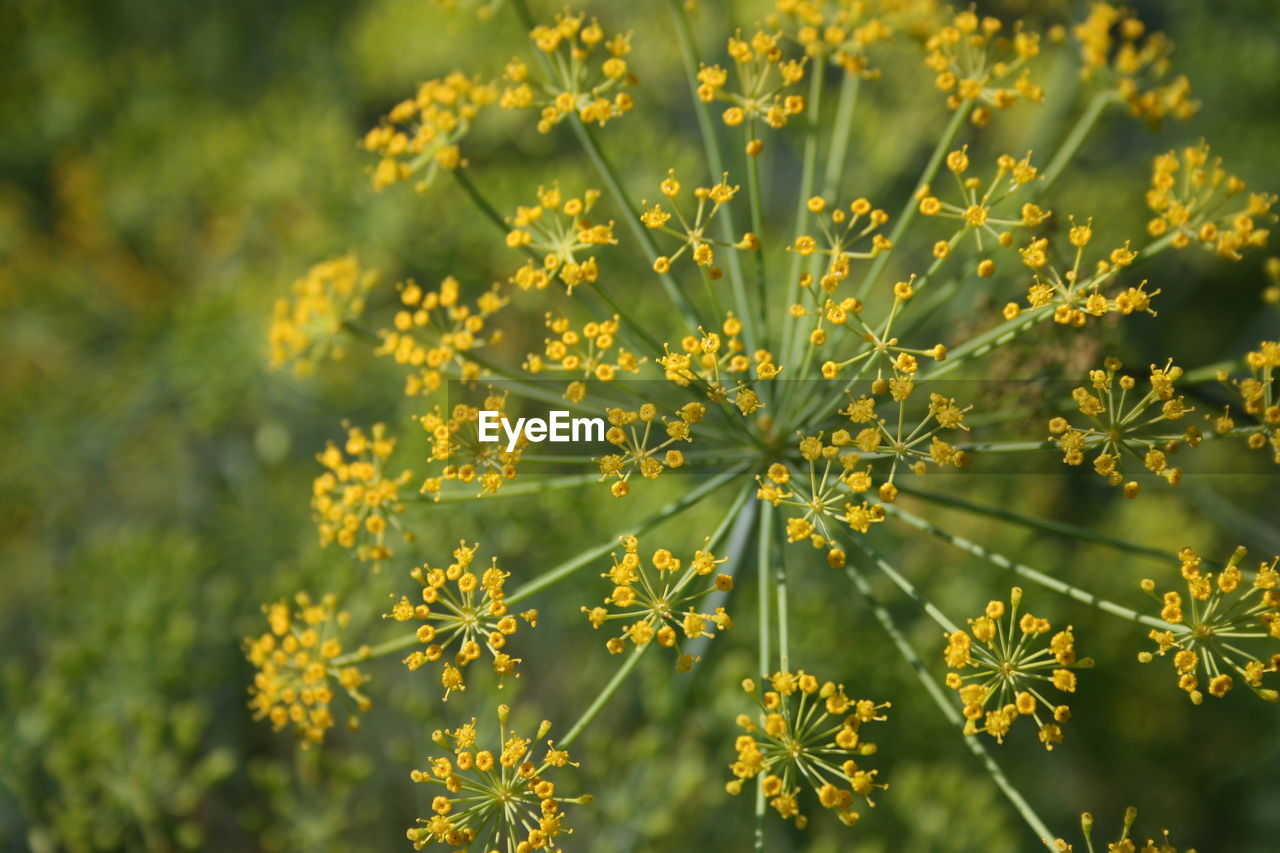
[418,394,525,499]
[1005,217,1158,326]
[923,10,1043,124]
[697,30,806,152]
[245,593,371,744]
[727,671,889,828]
[1048,358,1197,496]
[363,73,497,192]
[268,254,376,376]
[582,535,733,668]
[501,10,635,133]
[1140,546,1280,704]
[643,170,756,276]
[1073,2,1198,126]
[656,316,781,413]
[312,423,412,570]
[917,148,1044,278]
[1214,340,1280,464]
[944,587,1092,750]
[506,184,616,293]
[594,402,704,496]
[523,312,641,401]
[407,704,590,850]
[771,0,898,77]
[1146,142,1275,260]
[376,276,507,396]
[790,195,890,296]
[388,541,538,699]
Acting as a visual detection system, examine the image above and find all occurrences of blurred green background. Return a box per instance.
[1,0,1278,851]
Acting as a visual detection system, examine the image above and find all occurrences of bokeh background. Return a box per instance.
[2,0,1278,850]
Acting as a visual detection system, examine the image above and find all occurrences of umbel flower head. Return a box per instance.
[505,183,616,294]
[375,275,508,396]
[1140,546,1280,704]
[1073,2,1199,127]
[407,704,592,851]
[643,169,756,276]
[501,9,635,133]
[1004,215,1160,327]
[418,393,526,500]
[363,72,497,192]
[1213,340,1280,464]
[696,29,807,152]
[727,671,889,829]
[523,311,642,400]
[388,540,539,699]
[245,592,371,744]
[1048,358,1198,497]
[770,0,898,78]
[1146,142,1275,260]
[1053,806,1196,853]
[593,401,706,497]
[583,535,733,669]
[944,587,1094,750]
[923,9,1043,126]
[268,254,376,376]
[312,422,413,571]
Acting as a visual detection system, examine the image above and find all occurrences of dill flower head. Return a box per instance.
[1048,358,1198,497]
[418,393,525,500]
[1008,217,1160,327]
[656,315,779,412]
[727,671,889,829]
[506,183,616,294]
[523,311,642,397]
[770,0,899,77]
[1139,546,1280,704]
[389,540,539,699]
[1145,142,1276,260]
[923,10,1043,125]
[1214,340,1280,464]
[944,587,1093,750]
[790,194,890,298]
[375,276,507,396]
[582,535,733,668]
[312,423,412,571]
[1073,2,1199,126]
[1054,806,1196,853]
[594,401,705,497]
[245,592,371,744]
[363,72,497,192]
[501,9,635,133]
[407,704,592,851]
[268,254,376,375]
[698,29,807,150]
[644,169,755,276]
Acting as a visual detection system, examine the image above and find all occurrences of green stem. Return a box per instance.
[506,462,750,605]
[843,556,1058,849]
[744,128,770,344]
[561,643,650,747]
[821,73,860,200]
[895,484,1175,565]
[885,504,1169,629]
[856,102,971,301]
[755,501,773,852]
[779,69,826,378]
[1039,90,1113,194]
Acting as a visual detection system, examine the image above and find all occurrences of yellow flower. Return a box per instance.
[944,587,1093,750]
[312,423,412,570]
[1139,546,1280,704]
[389,541,538,699]
[407,704,591,851]
[728,671,888,828]
[245,592,371,744]
[268,255,377,375]
[583,535,732,665]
